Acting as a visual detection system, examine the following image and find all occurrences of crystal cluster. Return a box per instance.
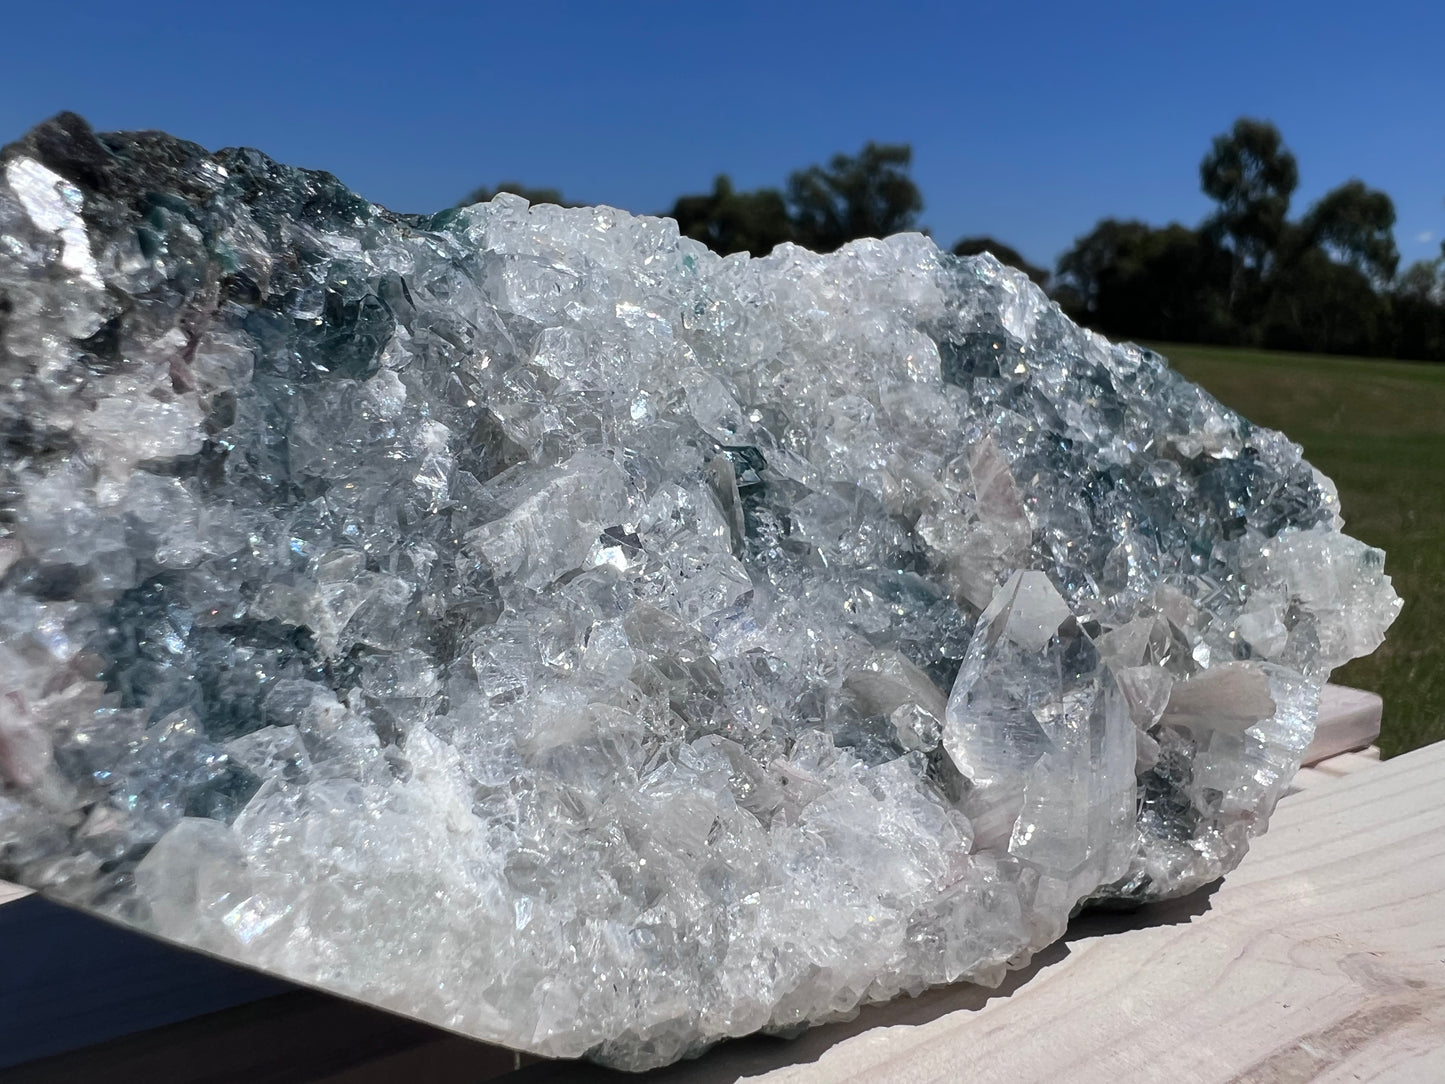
[0,115,1400,1069]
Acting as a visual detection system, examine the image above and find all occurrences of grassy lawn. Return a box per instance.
[1151,342,1445,757]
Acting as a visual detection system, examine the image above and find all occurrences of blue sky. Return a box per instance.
[2,1,1441,270]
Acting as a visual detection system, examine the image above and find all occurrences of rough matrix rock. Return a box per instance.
[0,115,1400,1069]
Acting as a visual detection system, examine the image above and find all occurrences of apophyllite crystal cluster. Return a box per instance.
[0,115,1400,1069]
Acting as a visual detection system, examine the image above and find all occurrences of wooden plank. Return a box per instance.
[1303,684,1383,766]
[1289,746,1381,793]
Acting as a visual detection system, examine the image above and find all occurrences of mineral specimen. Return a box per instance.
[0,114,1401,1069]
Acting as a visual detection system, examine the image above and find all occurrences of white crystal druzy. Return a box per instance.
[0,118,1400,1070]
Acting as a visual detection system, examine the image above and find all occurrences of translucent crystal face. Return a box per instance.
[0,116,1400,1070]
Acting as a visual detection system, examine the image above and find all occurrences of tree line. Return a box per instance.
[463,119,1445,362]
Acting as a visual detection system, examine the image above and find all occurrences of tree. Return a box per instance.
[1054,219,1232,343]
[1053,218,1148,319]
[459,182,575,208]
[786,142,923,252]
[1295,179,1399,284]
[668,175,794,256]
[950,237,1049,287]
[1397,259,1444,302]
[1200,118,1299,316]
[1391,259,1445,361]
[1260,247,1389,355]
[1047,119,1445,360]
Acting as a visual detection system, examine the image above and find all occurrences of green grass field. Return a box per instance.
[1151,343,1445,757]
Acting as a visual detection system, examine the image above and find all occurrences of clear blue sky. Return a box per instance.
[2,1,1441,271]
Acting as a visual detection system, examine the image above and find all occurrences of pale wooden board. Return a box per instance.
[1289,745,1381,793]
[1304,684,1384,766]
